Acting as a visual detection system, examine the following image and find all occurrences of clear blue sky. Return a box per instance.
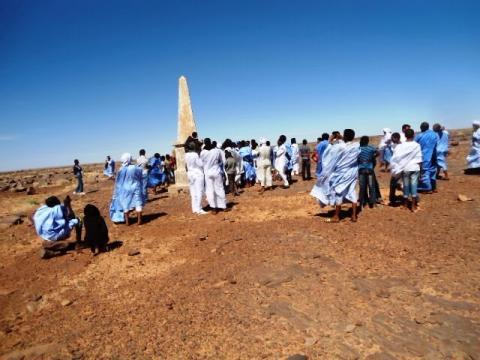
[1,0,479,171]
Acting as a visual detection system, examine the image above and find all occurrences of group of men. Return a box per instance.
[32,121,480,258]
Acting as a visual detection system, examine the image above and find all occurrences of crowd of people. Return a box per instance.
[31,121,480,258]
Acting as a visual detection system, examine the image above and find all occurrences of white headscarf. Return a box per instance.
[121,153,132,167]
[473,120,480,127]
[259,137,267,145]
[379,128,392,149]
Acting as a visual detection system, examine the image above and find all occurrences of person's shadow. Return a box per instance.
[142,212,167,224]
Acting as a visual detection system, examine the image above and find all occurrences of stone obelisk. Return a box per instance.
[173,76,197,188]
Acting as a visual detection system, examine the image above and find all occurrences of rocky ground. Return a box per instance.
[0,130,479,359]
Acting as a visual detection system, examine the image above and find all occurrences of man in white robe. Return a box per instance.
[291,138,300,176]
[275,135,290,188]
[200,138,227,213]
[185,142,207,215]
[257,137,272,192]
[466,120,480,172]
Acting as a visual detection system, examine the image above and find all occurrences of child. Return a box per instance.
[358,136,378,208]
[224,150,239,196]
[390,129,422,212]
[83,204,109,255]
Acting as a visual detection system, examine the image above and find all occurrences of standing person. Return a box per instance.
[311,130,359,222]
[433,124,449,180]
[390,128,423,212]
[400,124,411,142]
[224,150,239,196]
[104,156,116,179]
[169,153,176,183]
[147,153,162,194]
[466,120,480,173]
[257,138,273,192]
[388,133,402,205]
[314,133,330,177]
[290,138,300,176]
[200,138,227,213]
[358,136,378,208]
[109,153,143,225]
[239,141,256,187]
[137,149,149,204]
[299,139,311,180]
[73,159,85,195]
[275,135,290,188]
[379,128,393,172]
[185,142,207,215]
[415,122,438,193]
[33,195,82,259]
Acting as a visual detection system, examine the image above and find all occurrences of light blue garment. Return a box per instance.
[239,146,256,181]
[436,130,449,170]
[285,144,293,171]
[147,157,162,188]
[467,128,480,169]
[315,140,329,176]
[110,164,143,222]
[141,172,148,204]
[33,205,78,241]
[329,142,360,205]
[310,141,344,206]
[104,159,115,177]
[415,130,438,191]
[382,144,393,164]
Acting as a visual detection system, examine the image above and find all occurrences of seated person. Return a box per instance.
[33,195,82,259]
[83,204,109,256]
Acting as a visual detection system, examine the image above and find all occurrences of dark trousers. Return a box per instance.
[358,168,376,207]
[389,174,401,203]
[373,172,382,201]
[227,173,237,195]
[301,159,311,180]
[75,175,84,193]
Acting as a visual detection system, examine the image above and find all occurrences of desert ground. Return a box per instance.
[0,130,479,359]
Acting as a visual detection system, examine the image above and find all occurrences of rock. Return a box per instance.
[212,280,228,288]
[304,337,317,346]
[0,216,23,227]
[345,324,356,333]
[26,302,39,313]
[376,289,391,298]
[287,355,308,360]
[458,194,473,202]
[199,234,208,241]
[14,185,26,192]
[429,269,440,275]
[128,249,141,256]
[60,299,73,306]
[26,186,36,195]
[0,185,10,192]
[450,140,459,146]
[31,294,43,302]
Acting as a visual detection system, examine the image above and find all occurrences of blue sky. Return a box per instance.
[1,0,479,171]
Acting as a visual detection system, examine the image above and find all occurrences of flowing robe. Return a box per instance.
[415,130,438,191]
[110,164,143,222]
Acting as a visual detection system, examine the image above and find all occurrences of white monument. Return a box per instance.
[173,76,197,188]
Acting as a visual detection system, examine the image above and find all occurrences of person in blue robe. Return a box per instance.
[147,153,163,193]
[33,195,81,259]
[415,122,438,192]
[103,156,115,179]
[285,142,293,184]
[433,124,449,180]
[315,133,330,177]
[109,153,144,225]
[239,142,256,186]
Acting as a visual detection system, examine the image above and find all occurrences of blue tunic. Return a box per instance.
[147,157,163,188]
[415,130,438,191]
[239,146,256,181]
[315,140,329,176]
[104,160,115,177]
[33,205,78,241]
[109,164,143,222]
[436,131,449,170]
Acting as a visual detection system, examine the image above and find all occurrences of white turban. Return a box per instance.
[473,120,480,127]
[259,137,267,145]
[121,153,132,167]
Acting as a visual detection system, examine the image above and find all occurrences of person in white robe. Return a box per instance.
[275,135,290,188]
[185,142,207,215]
[200,138,227,213]
[390,128,422,211]
[466,120,480,172]
[290,138,300,176]
[257,137,272,192]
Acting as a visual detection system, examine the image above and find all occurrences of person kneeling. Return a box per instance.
[33,195,82,259]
